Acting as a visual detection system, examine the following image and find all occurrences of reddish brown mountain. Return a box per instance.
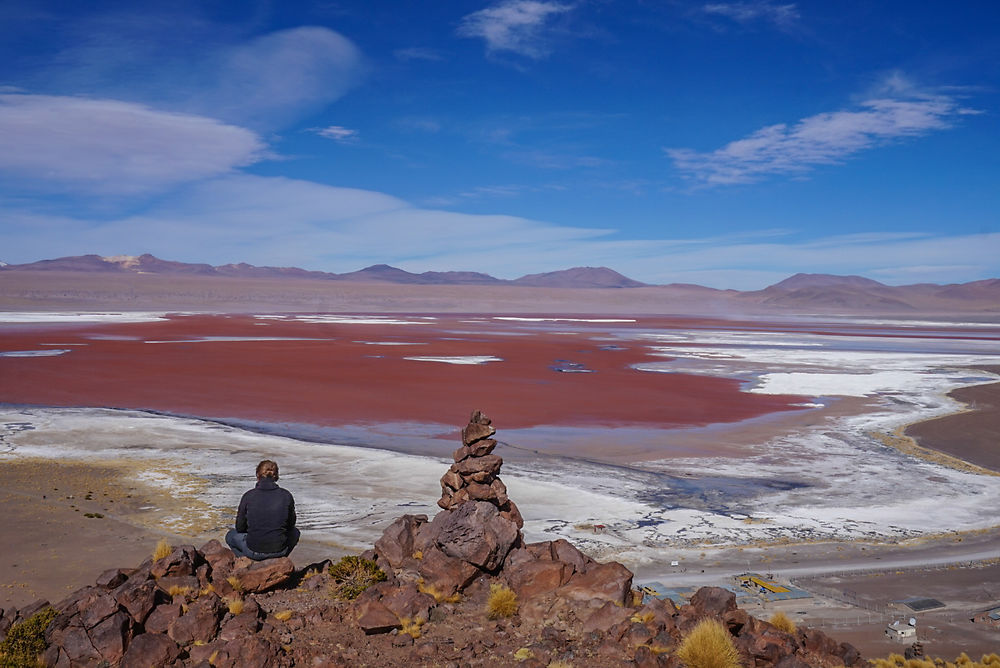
[512,266,647,288]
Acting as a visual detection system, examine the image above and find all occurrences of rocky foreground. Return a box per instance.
[0,411,862,667]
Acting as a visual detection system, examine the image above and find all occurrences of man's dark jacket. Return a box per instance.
[235,477,296,554]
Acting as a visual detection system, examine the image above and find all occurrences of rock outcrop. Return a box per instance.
[0,409,862,667]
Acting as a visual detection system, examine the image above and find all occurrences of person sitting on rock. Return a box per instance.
[225,459,300,560]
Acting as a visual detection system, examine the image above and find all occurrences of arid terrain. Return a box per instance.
[2,268,1000,658]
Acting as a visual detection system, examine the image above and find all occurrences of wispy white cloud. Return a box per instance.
[457,0,574,59]
[189,27,364,129]
[2,171,996,288]
[0,94,266,193]
[701,1,799,29]
[666,93,970,186]
[315,125,359,143]
[393,47,445,62]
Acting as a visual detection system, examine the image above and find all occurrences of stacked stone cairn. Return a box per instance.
[437,409,523,528]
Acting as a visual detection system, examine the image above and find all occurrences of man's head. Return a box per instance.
[256,459,279,481]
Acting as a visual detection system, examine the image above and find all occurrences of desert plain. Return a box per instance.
[2,274,1000,657]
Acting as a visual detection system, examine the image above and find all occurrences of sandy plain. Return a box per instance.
[3,307,1000,657]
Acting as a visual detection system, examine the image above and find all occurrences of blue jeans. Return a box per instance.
[225,528,300,561]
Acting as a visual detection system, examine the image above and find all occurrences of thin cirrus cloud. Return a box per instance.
[666,94,970,185]
[457,0,574,59]
[700,1,800,29]
[315,125,359,143]
[0,93,266,193]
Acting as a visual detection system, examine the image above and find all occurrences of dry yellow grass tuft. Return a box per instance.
[152,539,171,561]
[273,610,293,621]
[416,579,462,604]
[547,662,574,668]
[486,582,518,619]
[226,575,244,593]
[399,616,424,639]
[513,647,534,661]
[675,618,742,668]
[630,611,655,624]
[167,585,193,599]
[869,652,1000,668]
[768,611,796,634]
[225,597,244,615]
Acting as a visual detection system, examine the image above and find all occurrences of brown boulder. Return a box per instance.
[581,600,634,634]
[417,545,481,596]
[150,544,199,578]
[557,561,633,606]
[88,610,132,664]
[218,609,261,642]
[689,586,737,617]
[355,599,401,635]
[80,593,120,629]
[143,602,182,634]
[214,635,281,668]
[112,576,160,625]
[378,583,437,623]
[167,594,224,644]
[120,632,181,668]
[551,539,594,574]
[230,556,295,593]
[94,568,130,590]
[434,500,520,572]
[374,514,427,570]
[499,499,524,529]
[57,620,103,665]
[506,560,572,600]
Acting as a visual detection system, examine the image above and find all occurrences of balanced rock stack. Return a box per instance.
[438,410,523,529]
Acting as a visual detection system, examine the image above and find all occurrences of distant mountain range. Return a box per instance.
[2,254,998,312]
[0,254,648,288]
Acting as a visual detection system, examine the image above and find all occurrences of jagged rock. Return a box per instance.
[434,500,519,572]
[150,544,200,578]
[557,561,634,606]
[201,538,235,576]
[775,656,812,668]
[121,632,182,668]
[112,575,160,625]
[375,514,427,570]
[80,592,119,629]
[689,586,737,617]
[156,574,201,597]
[215,635,282,668]
[452,454,503,477]
[378,582,437,623]
[88,610,131,664]
[56,620,103,665]
[582,600,634,634]
[839,641,862,666]
[95,568,130,590]
[167,593,224,644]
[462,420,495,446]
[18,599,50,620]
[143,602,182,634]
[355,599,401,635]
[219,608,261,641]
[417,545,481,596]
[550,538,595,573]
[499,499,524,529]
[441,469,463,490]
[506,560,572,600]
[230,556,295,593]
[469,438,497,457]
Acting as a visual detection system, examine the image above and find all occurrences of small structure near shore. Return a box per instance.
[885,619,918,641]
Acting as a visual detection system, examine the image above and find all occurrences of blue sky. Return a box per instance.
[1,0,998,288]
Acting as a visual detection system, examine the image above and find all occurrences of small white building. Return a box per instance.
[885,622,917,641]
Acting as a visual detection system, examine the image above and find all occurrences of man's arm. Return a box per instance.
[287,493,296,529]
